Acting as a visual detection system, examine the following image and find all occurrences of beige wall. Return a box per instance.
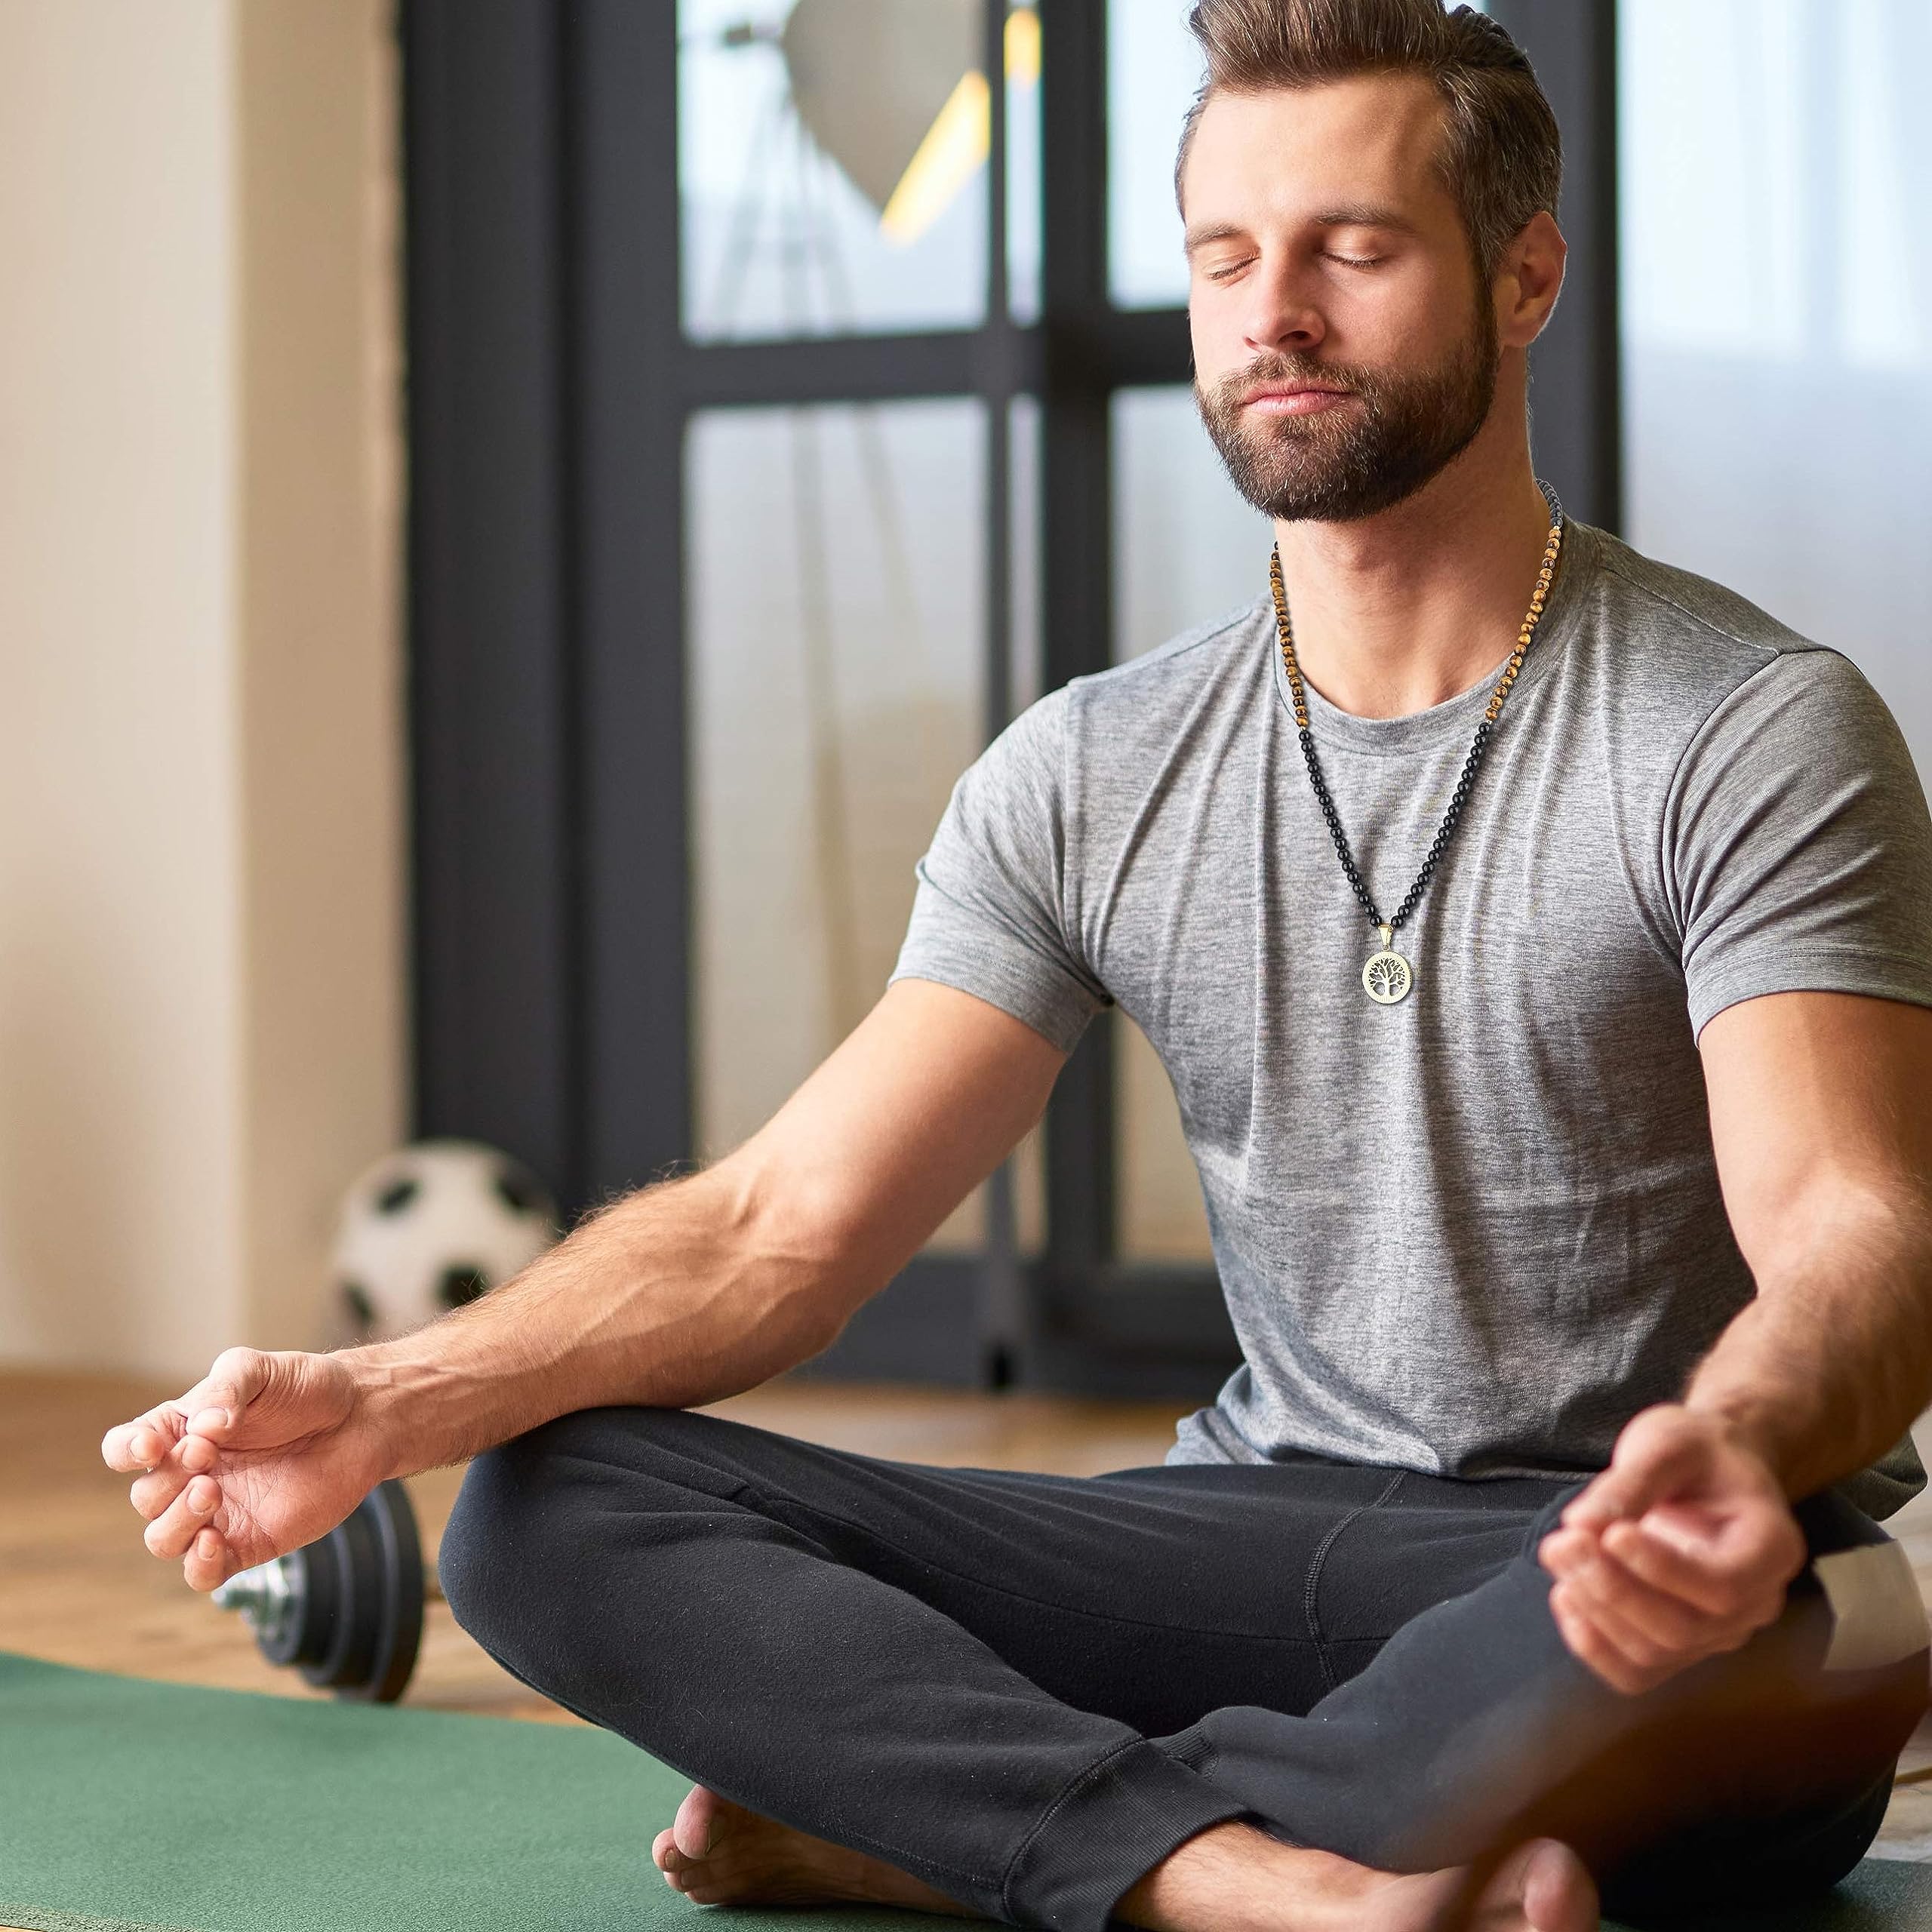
[0,0,405,1380]
[235,0,407,1356]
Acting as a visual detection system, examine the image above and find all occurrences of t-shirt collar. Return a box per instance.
[1266,518,1599,755]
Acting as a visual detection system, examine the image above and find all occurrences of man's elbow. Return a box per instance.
[715,1153,888,1358]
[1745,1168,1932,1290]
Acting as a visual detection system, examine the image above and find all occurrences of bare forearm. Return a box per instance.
[1686,1189,1932,1500]
[346,1163,850,1479]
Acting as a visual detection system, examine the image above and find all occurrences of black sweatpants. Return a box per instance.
[438,1407,1927,1930]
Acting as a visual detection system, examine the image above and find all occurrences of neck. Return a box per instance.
[1271,412,1556,722]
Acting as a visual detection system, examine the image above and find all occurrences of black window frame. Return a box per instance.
[401,0,1619,1398]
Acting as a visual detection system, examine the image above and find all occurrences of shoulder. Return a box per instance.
[1555,526,1910,772]
[974,598,1269,780]
[1585,527,1822,684]
[1582,528,1894,738]
[1057,597,1272,737]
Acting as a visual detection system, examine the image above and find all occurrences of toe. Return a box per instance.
[1461,1838,1597,1932]
[672,1783,725,1860]
[1519,1840,1595,1932]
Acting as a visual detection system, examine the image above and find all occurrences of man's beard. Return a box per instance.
[1195,300,1500,525]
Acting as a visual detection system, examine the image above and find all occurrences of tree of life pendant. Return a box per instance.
[1362,924,1414,1005]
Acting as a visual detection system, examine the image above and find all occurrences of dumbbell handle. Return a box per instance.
[216,1555,445,1610]
[212,1557,298,1645]
[212,1552,443,1625]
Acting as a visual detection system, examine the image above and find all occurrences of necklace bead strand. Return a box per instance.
[1269,485,1565,956]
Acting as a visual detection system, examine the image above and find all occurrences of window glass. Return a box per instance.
[688,399,990,1247]
[1002,392,1047,1255]
[1006,5,1044,323]
[691,395,1048,1254]
[1112,384,1269,664]
[680,0,1016,340]
[1107,0,1200,311]
[1110,384,1270,1263]
[1620,0,1932,773]
[1008,392,1045,712]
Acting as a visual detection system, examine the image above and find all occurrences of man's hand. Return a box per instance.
[1537,1403,1806,1697]
[101,1346,390,1593]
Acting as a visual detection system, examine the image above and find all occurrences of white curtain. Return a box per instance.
[1620,0,1932,775]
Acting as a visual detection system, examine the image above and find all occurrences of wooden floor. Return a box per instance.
[6,1370,1931,1872]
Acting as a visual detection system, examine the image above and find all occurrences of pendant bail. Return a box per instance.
[1377,921,1393,952]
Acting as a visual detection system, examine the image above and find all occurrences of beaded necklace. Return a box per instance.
[1269,482,1565,1004]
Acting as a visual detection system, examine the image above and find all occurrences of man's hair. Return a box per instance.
[1174,0,1562,287]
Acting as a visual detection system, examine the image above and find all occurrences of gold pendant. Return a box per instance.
[1362,924,1414,1005]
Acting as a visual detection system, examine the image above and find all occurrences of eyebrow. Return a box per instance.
[1310,203,1421,236]
[1183,205,1422,257]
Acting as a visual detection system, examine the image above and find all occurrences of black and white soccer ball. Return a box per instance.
[331,1140,558,1342]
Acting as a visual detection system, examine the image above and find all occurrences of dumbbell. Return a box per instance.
[211,1479,429,1703]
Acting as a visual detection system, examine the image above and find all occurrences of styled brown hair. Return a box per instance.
[1174,0,1562,285]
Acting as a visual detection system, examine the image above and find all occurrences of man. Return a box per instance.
[107,4,1932,1928]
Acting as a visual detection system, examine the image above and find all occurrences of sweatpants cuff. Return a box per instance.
[998,1735,1248,1932]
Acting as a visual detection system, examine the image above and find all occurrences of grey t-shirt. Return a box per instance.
[891,521,1932,1518]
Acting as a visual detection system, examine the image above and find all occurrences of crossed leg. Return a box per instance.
[648,1783,1594,1930]
[438,1407,1921,1931]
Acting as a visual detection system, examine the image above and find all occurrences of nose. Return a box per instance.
[1241,257,1326,358]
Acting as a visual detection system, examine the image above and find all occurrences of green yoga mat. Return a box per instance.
[1,1652,1926,1932]
[0,1652,918,1932]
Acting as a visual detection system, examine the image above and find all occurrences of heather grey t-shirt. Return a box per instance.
[891,521,1932,1518]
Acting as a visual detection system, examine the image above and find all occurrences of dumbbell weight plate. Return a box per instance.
[213,1479,424,1703]
[306,1478,424,1702]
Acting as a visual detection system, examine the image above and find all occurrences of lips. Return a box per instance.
[1241,384,1355,417]
[1244,384,1349,404]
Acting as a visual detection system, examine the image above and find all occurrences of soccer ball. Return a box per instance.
[331,1140,558,1343]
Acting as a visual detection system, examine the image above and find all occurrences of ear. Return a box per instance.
[1494,209,1567,350]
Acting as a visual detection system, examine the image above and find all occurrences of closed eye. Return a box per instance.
[1203,250,1386,281]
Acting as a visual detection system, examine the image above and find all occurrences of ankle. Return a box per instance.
[1116,1821,1349,1932]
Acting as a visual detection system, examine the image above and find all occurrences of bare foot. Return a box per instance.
[651,1783,975,1915]
[1118,1820,1598,1932]
[651,1788,1597,1932]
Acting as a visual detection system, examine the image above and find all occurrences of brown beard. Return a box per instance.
[1194,295,1500,524]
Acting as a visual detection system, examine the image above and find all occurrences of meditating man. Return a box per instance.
[108,4,1932,1927]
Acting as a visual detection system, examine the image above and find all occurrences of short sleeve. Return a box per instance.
[888,688,1110,1052]
[1666,648,1932,1038]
